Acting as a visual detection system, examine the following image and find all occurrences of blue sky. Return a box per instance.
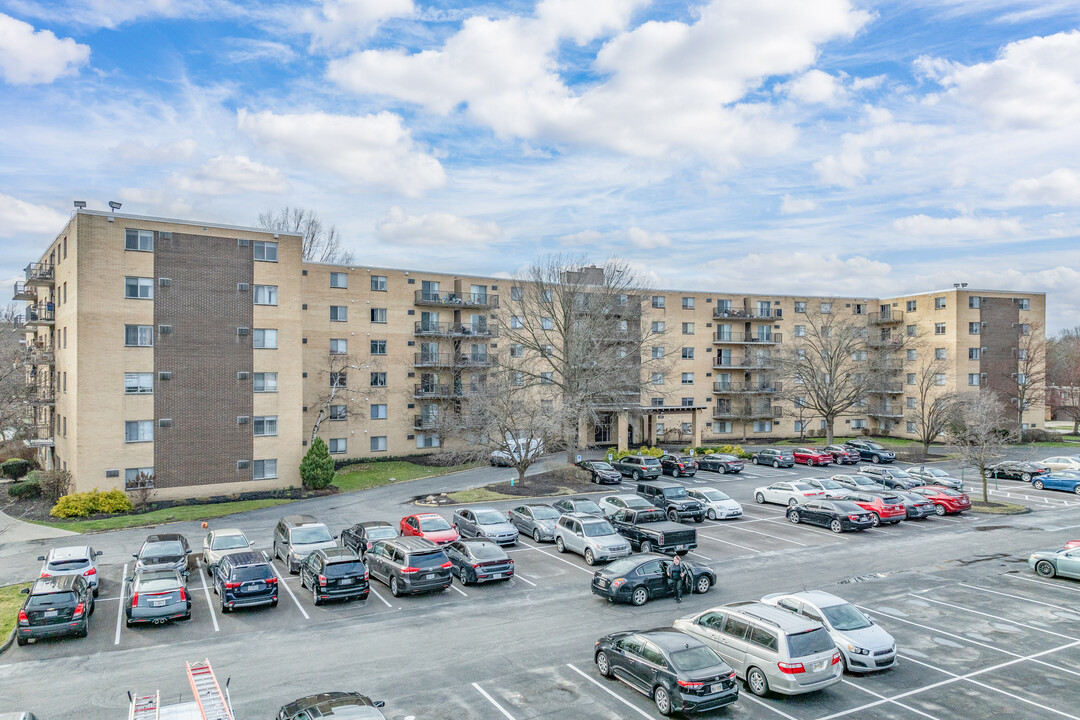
[1,0,1079,329]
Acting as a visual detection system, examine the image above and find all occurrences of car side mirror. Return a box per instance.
[132,553,139,559]
[185,549,192,554]
[20,587,29,594]
[95,550,103,557]
[37,555,45,562]
[248,540,255,546]
[333,534,339,539]
[374,701,386,708]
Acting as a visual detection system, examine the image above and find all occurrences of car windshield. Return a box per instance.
[786,627,836,657]
[575,500,602,514]
[27,591,76,608]
[792,483,815,491]
[530,506,560,520]
[924,468,946,477]
[233,565,274,582]
[670,645,725,672]
[47,559,89,571]
[937,488,963,497]
[889,470,912,479]
[325,561,366,578]
[474,511,506,525]
[881,495,903,504]
[291,526,333,544]
[816,480,843,490]
[592,462,615,471]
[142,541,183,558]
[366,526,397,540]
[137,577,181,592]
[820,603,872,631]
[865,442,884,450]
[702,490,731,501]
[582,521,616,537]
[662,487,688,500]
[854,477,878,486]
[409,551,449,569]
[643,458,661,466]
[419,517,452,532]
[467,544,506,560]
[606,559,644,575]
[211,535,248,550]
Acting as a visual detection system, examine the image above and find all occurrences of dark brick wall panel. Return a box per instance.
[154,232,253,487]
[979,297,1020,402]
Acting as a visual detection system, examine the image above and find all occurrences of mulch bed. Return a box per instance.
[969,500,1031,515]
[479,469,599,497]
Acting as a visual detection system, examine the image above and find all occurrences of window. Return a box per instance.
[253,285,277,305]
[125,420,153,443]
[124,372,153,394]
[540,372,554,385]
[652,346,665,359]
[651,373,665,385]
[253,372,277,392]
[794,325,806,337]
[125,228,153,251]
[253,459,277,479]
[969,347,980,360]
[1020,323,1031,335]
[511,316,524,329]
[935,348,947,360]
[853,303,865,315]
[714,421,732,433]
[510,286,523,301]
[1017,373,1028,386]
[329,306,348,322]
[656,422,665,434]
[330,339,348,354]
[330,372,347,388]
[253,329,277,348]
[968,322,981,335]
[125,467,154,489]
[795,396,806,408]
[682,372,694,385]
[125,325,153,347]
[417,434,440,449]
[935,297,946,309]
[362,339,383,356]
[906,300,916,311]
[794,421,804,432]
[934,323,946,335]
[906,349,917,361]
[969,296,980,309]
[852,350,867,361]
[541,317,554,330]
[906,397,916,409]
[652,296,665,309]
[252,416,278,436]
[614,293,628,306]
[370,275,387,291]
[682,297,694,309]
[370,372,387,387]
[794,301,806,313]
[370,308,387,323]
[124,277,153,299]
[820,302,832,313]
[652,321,665,333]
[753,421,773,433]
[675,397,691,408]
[370,436,387,452]
[370,403,387,419]
[330,405,347,420]
[328,438,347,454]
[906,373,916,385]
[682,322,695,335]
[682,347,694,359]
[511,371,524,386]
[329,272,348,288]
[540,289,553,302]
[935,373,947,386]
[253,240,277,261]
[851,419,866,430]
[1018,298,1030,311]
[510,343,524,358]
[907,324,917,337]
[906,421,917,433]
[968,373,980,386]
[541,344,554,357]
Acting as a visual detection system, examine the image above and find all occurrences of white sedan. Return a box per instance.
[201,528,254,565]
[754,482,827,507]
[805,478,849,498]
[1042,456,1080,472]
[597,493,655,518]
[687,487,743,520]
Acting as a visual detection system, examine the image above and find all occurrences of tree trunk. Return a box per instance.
[981,467,989,504]
[516,465,528,486]
[922,440,930,461]
[1073,417,1079,436]
[825,419,835,445]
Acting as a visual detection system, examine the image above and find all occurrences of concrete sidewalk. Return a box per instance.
[0,507,75,544]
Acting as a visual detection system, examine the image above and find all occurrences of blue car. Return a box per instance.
[1032,472,1080,495]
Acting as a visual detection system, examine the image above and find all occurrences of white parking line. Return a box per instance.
[450,583,469,597]
[197,560,219,633]
[267,557,310,620]
[696,534,761,553]
[114,562,127,646]
[512,573,538,587]
[565,663,654,720]
[957,582,1080,615]
[533,548,598,575]
[705,521,808,546]
[471,682,517,720]
[841,679,943,720]
[1007,574,1080,596]
[688,551,713,561]
[369,586,393,608]
[908,593,1077,640]
[737,693,802,720]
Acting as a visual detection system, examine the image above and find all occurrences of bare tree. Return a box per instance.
[1000,320,1047,433]
[258,207,355,264]
[307,351,379,445]
[1047,328,1080,435]
[946,391,1016,503]
[1,303,33,442]
[906,352,960,458]
[501,255,669,463]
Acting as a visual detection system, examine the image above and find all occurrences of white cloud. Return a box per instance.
[785,69,847,105]
[175,155,289,195]
[375,206,501,246]
[111,138,198,164]
[536,0,651,45]
[701,251,892,296]
[1008,169,1080,207]
[298,0,414,52]
[0,192,67,236]
[780,194,819,214]
[627,226,671,249]
[237,109,445,197]
[226,38,297,64]
[892,214,1023,238]
[556,230,605,246]
[9,0,238,29]
[814,106,938,186]
[0,13,89,84]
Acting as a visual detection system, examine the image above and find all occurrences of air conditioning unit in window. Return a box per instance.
[237,283,250,292]
[237,371,250,380]
[158,325,171,334]
[237,416,249,425]
[158,418,173,428]
[237,327,250,336]
[105,469,119,478]
[158,371,172,380]
[237,238,250,247]
[236,460,250,469]
[159,231,171,240]
[158,277,171,287]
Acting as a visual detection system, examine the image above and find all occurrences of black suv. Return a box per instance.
[365,537,452,597]
[210,551,278,612]
[340,521,397,557]
[636,480,705,522]
[278,692,386,720]
[844,439,896,464]
[16,575,94,646]
[300,547,369,605]
[660,454,698,478]
[986,461,1050,482]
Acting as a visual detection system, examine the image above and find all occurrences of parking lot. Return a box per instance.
[3,456,1080,718]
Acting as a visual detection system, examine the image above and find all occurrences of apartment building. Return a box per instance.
[13,210,1046,497]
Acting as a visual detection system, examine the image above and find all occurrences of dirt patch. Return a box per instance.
[414,468,602,506]
[969,501,1031,515]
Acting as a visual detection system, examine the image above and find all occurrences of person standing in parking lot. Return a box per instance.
[668,555,685,603]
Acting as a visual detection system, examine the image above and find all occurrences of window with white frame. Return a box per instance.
[907,324,917,337]
[124,372,153,394]
[252,416,277,436]
[852,350,867,361]
[651,397,664,407]
[370,308,388,323]
[512,371,524,386]
[253,372,277,392]
[906,300,916,311]
[511,316,524,329]
[125,467,154,489]
[417,434,440,449]
[125,420,153,443]
[794,301,806,313]
[540,290,553,302]
[370,436,387,452]
[370,372,386,387]
[682,372,694,384]
[330,272,348,288]
[714,421,732,433]
[794,325,806,337]
[906,421,917,433]
[371,275,387,291]
[253,285,277,305]
[794,421,803,432]
[329,438,347,454]
[851,419,866,430]
[969,296,980,309]
[540,372,554,385]
[370,339,386,355]
[651,373,665,385]
[253,459,277,479]
[329,306,347,322]
[330,338,347,354]
[934,373,947,385]
[124,277,153,299]
[682,297,694,309]
[656,422,665,434]
[969,347,980,360]
[935,323,946,335]
[1018,298,1030,310]
[935,348,947,359]
[795,396,806,408]
[510,343,524,358]
[330,372,347,388]
[820,302,832,313]
[253,241,277,261]
[253,329,277,348]
[652,346,665,359]
[907,373,916,385]
[652,321,665,333]
[1017,373,1027,385]
[125,228,154,251]
[510,286,523,301]
[682,347,694,359]
[125,325,154,347]
[906,397,916,409]
[652,296,665,308]
[329,405,347,420]
[681,398,694,407]
[370,403,387,419]
[680,322,693,335]
[541,317,554,330]
[907,349,917,361]
[965,373,979,386]
[753,420,772,433]
[969,322,980,335]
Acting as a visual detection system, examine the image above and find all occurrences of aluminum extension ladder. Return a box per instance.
[185,659,234,720]
[129,690,160,720]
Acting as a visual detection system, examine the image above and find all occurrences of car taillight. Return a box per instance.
[265,576,278,585]
[318,574,327,586]
[728,672,736,679]
[401,567,419,574]
[832,652,842,665]
[778,662,805,674]
[39,572,51,578]
[364,570,369,580]
[640,466,647,471]
[508,558,514,564]
[225,582,242,589]
[83,567,97,577]
[472,563,481,569]
[18,610,29,625]
[677,680,703,688]
[178,587,187,602]
[131,592,139,606]
[72,603,85,619]
[678,463,686,469]
[848,515,861,521]
[611,578,626,589]
[441,561,453,569]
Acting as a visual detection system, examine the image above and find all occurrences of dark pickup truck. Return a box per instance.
[608,508,698,556]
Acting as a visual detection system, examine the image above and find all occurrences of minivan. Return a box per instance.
[273,515,338,574]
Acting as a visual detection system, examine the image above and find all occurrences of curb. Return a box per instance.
[415,486,610,508]
[0,625,15,655]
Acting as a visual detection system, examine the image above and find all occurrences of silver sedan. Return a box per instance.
[201,528,254,566]
[507,503,561,542]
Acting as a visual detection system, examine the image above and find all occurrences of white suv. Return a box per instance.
[554,513,631,566]
[753,482,826,507]
[37,545,103,597]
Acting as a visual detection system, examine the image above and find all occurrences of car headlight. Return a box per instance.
[846,644,869,655]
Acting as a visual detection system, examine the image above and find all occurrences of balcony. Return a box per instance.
[414,290,499,309]
[713,381,782,394]
[30,384,56,405]
[24,346,55,366]
[713,307,777,320]
[413,351,498,368]
[22,303,55,327]
[13,282,35,301]
[712,405,784,420]
[867,336,904,350]
[867,405,904,418]
[24,262,54,287]
[27,423,54,447]
[868,309,904,325]
[414,414,440,430]
[713,331,783,345]
[413,321,498,339]
[714,355,776,370]
[414,383,483,400]
[868,383,904,394]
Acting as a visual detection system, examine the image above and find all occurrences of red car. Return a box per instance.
[400,513,459,545]
[838,491,907,526]
[1065,540,1080,549]
[823,444,860,464]
[793,447,833,467]
[910,486,971,516]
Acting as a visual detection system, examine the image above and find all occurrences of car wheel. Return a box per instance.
[806,459,814,467]
[640,541,653,554]
[220,598,230,613]
[584,549,595,566]
[16,636,27,646]
[747,667,769,697]
[556,537,566,553]
[773,460,780,469]
[695,576,711,594]
[390,577,401,597]
[1036,560,1057,578]
[788,498,799,507]
[789,511,800,524]
[1074,485,1080,495]
[596,651,612,677]
[654,686,672,716]
[312,584,323,607]
[631,587,649,606]
[1034,480,1045,490]
[755,492,765,504]
[1021,472,1033,483]
[673,468,681,478]
[716,465,726,474]
[753,457,759,465]
[668,510,679,522]
[707,509,717,520]
[533,529,542,543]
[872,455,881,464]
[935,504,946,516]
[632,470,641,481]
[831,520,844,533]
[870,513,881,527]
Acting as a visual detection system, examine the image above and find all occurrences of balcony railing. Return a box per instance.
[414,290,499,309]
[414,414,440,430]
[867,383,904,394]
[713,331,783,344]
[25,347,55,366]
[713,307,777,320]
[714,355,776,369]
[23,303,55,327]
[413,321,498,339]
[13,282,35,301]
[415,383,479,399]
[24,262,54,286]
[867,405,904,418]
[867,337,904,349]
[413,351,498,368]
[868,310,904,325]
[27,423,54,447]
[712,406,784,420]
[30,384,56,405]
[713,381,782,394]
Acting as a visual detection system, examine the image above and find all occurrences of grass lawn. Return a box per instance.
[778,436,927,447]
[32,498,295,533]
[446,488,521,503]
[333,460,478,493]
[0,582,33,644]
[1027,441,1080,447]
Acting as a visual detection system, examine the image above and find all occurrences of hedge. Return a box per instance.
[609,446,665,461]
[1020,428,1065,443]
[681,444,752,459]
[51,489,135,518]
[7,480,40,499]
[1,458,31,480]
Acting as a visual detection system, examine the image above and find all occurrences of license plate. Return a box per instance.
[151,599,167,607]
[44,609,58,618]
[492,573,504,579]
[710,683,721,693]
[425,573,435,579]
[813,660,826,671]
[340,578,354,585]
[676,544,687,550]
[244,582,264,591]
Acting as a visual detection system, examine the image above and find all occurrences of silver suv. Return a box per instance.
[674,601,842,697]
[37,545,103,597]
[554,513,631,566]
[273,515,338,574]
